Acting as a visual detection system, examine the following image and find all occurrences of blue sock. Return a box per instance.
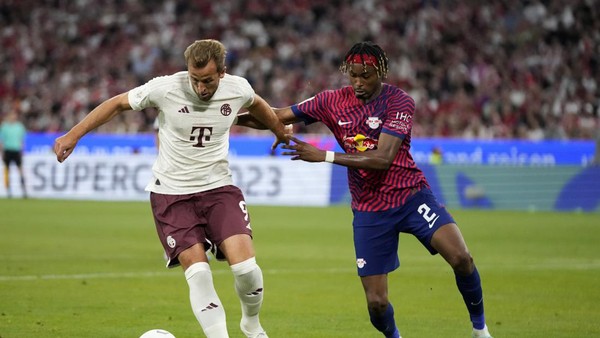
[455,266,485,330]
[369,303,400,338]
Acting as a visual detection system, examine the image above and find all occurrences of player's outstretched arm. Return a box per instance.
[236,106,300,129]
[245,96,296,148]
[54,92,133,163]
[281,133,404,170]
[235,112,267,129]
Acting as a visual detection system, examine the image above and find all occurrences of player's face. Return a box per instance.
[347,63,382,102]
[188,60,225,101]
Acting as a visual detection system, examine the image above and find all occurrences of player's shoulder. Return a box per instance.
[221,73,249,84]
[383,83,411,97]
[318,86,353,99]
[146,71,188,87]
[218,73,254,96]
[383,84,415,104]
[129,72,190,108]
[221,73,252,88]
[138,71,189,96]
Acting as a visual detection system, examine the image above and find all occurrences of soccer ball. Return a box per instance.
[139,329,176,338]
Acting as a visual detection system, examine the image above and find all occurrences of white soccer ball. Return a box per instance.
[139,329,176,338]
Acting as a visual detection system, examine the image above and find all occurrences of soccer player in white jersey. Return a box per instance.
[54,39,288,338]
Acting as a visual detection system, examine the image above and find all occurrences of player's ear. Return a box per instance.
[219,66,227,78]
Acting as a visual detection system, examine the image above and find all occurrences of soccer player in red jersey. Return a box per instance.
[239,41,493,338]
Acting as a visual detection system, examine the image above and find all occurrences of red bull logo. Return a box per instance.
[343,134,378,151]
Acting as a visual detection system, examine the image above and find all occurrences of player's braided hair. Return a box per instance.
[339,41,388,78]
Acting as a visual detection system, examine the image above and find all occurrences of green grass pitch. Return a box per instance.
[1,199,599,337]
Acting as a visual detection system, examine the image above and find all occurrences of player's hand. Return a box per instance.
[271,124,293,150]
[281,135,325,162]
[53,133,78,163]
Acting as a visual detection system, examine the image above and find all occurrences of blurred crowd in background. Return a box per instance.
[1,0,599,140]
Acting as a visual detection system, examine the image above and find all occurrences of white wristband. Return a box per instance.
[324,151,335,163]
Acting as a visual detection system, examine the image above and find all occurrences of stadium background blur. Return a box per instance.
[1,0,599,140]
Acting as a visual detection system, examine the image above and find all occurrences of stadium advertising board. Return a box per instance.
[7,134,597,211]
[5,154,332,206]
[25,133,596,166]
[4,153,598,212]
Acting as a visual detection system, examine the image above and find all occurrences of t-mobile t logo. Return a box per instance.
[190,126,213,147]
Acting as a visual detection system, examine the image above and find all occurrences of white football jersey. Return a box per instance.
[128,72,255,194]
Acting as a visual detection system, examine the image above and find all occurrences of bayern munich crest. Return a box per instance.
[166,235,176,248]
[220,103,232,116]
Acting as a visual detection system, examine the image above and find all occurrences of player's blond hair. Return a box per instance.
[184,39,227,73]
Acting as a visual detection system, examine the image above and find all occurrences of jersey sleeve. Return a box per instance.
[290,91,331,125]
[238,77,256,109]
[128,79,158,111]
[381,93,416,138]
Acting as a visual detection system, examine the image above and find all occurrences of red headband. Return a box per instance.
[346,54,379,67]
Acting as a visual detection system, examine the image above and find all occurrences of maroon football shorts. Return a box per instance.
[150,185,252,268]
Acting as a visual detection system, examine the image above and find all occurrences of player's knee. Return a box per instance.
[367,301,389,316]
[230,256,259,276]
[449,252,474,275]
[231,257,264,296]
[184,262,212,283]
[366,295,389,315]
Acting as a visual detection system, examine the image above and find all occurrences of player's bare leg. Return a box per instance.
[431,223,492,337]
[221,234,267,338]
[220,234,255,264]
[430,223,473,274]
[360,274,401,338]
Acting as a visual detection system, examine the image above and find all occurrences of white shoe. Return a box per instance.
[241,321,267,338]
[472,325,493,338]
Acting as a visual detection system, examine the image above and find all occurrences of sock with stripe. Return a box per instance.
[185,262,229,338]
[231,257,265,335]
[369,302,400,338]
[455,266,486,330]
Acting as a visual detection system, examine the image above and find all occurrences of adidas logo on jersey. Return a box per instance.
[178,106,190,114]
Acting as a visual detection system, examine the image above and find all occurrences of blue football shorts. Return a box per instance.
[352,188,455,277]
